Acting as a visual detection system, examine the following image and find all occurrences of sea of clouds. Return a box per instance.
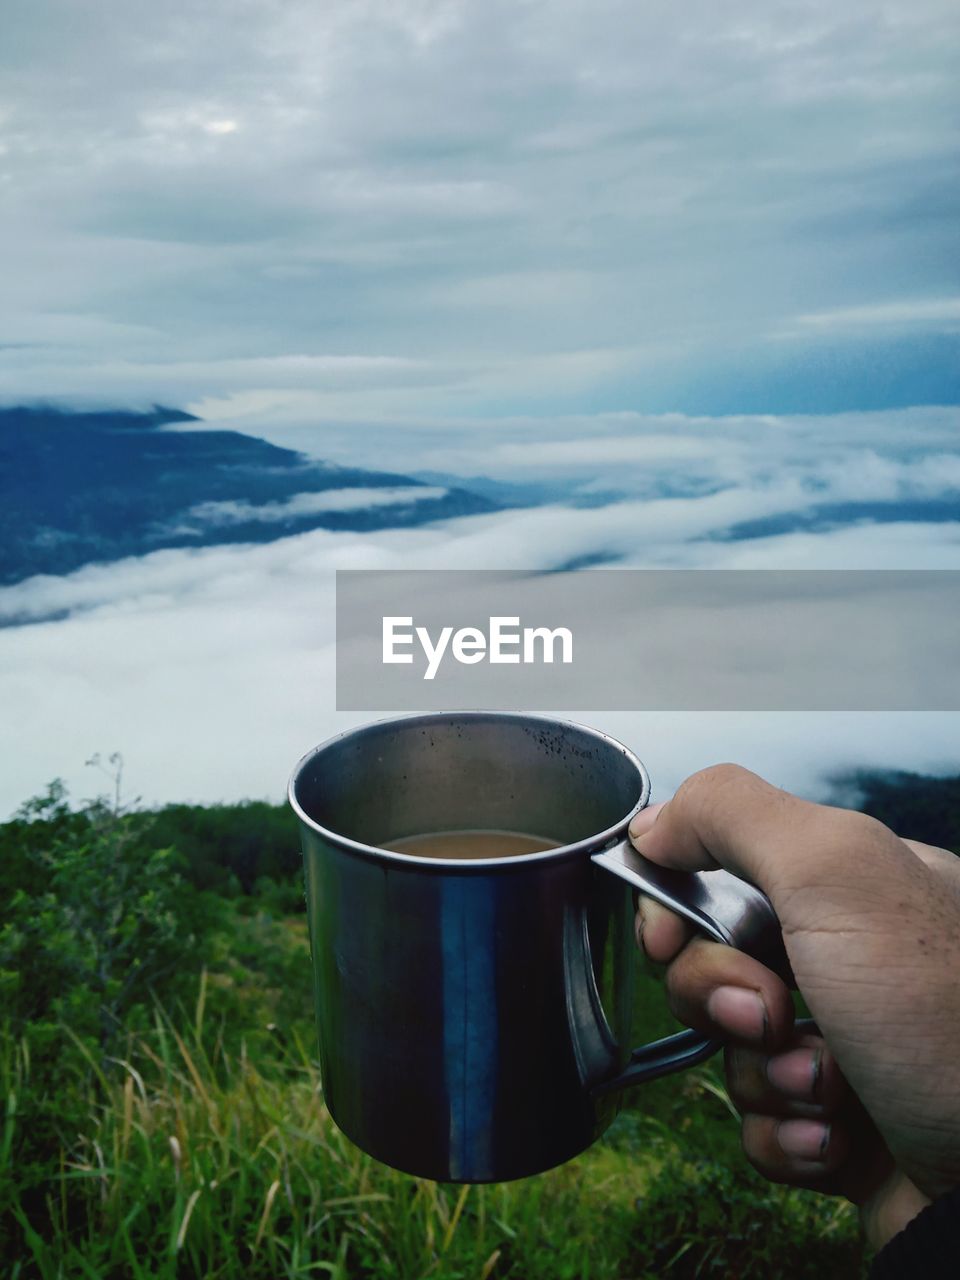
[1,404,957,819]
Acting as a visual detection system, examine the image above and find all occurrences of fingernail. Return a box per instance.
[777,1119,830,1161]
[766,1047,822,1101]
[705,986,767,1042]
[629,801,666,839]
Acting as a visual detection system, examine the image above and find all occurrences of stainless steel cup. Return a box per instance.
[289,711,788,1183]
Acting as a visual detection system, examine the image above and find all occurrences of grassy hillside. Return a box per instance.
[3,770,956,1277]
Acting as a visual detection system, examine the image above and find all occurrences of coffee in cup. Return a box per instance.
[382,829,562,860]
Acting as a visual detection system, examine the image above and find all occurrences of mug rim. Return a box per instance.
[287,710,651,871]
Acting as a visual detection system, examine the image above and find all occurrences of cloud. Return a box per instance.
[182,486,447,528]
[0,0,956,412]
[206,403,960,504]
[1,402,959,817]
[1,499,957,817]
[793,297,960,332]
[477,435,718,471]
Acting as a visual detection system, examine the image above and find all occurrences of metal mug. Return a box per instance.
[288,711,788,1183]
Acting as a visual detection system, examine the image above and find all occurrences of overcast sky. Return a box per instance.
[1,0,957,419]
[1,1,958,816]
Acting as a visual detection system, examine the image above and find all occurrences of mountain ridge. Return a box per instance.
[0,405,498,584]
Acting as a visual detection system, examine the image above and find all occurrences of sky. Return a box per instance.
[0,0,958,817]
[1,0,957,417]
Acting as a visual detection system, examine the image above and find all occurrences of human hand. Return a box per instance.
[628,765,960,1252]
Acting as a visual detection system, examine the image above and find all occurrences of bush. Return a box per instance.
[629,1148,863,1279]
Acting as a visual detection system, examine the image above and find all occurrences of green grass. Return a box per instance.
[1,961,865,1279]
[0,784,879,1278]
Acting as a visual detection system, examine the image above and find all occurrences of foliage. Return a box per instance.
[136,799,304,900]
[830,769,960,853]
[626,1147,861,1278]
[0,780,215,1050]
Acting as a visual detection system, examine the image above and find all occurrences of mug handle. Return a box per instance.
[590,839,793,1094]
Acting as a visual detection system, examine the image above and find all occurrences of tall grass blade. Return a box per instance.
[254,1177,282,1253]
[176,1186,203,1251]
[195,965,208,1044]
[442,1184,471,1253]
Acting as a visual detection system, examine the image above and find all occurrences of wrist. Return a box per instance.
[860,1172,931,1253]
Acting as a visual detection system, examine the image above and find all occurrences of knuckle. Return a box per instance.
[815,804,890,853]
[677,763,750,808]
[662,959,691,1009]
[739,1114,768,1160]
[727,1047,780,1117]
[662,938,709,1004]
[739,1120,790,1183]
[701,762,753,787]
[674,764,763,834]
[723,1045,757,1103]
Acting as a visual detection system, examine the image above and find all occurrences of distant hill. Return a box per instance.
[712,499,960,543]
[828,768,960,853]
[0,405,499,584]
